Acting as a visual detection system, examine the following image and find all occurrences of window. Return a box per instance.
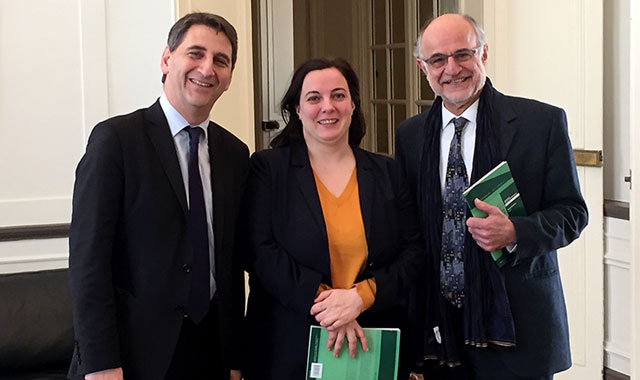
[367,0,458,154]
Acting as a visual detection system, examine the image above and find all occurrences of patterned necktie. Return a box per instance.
[185,126,210,323]
[440,117,469,308]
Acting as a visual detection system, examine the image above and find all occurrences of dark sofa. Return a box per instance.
[0,269,73,380]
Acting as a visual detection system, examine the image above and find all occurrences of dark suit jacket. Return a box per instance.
[242,143,423,379]
[68,100,249,380]
[395,87,588,377]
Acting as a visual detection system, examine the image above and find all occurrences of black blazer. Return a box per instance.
[395,87,588,377]
[68,100,249,380]
[242,143,423,379]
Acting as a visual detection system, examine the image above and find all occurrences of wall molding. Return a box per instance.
[0,224,70,242]
[604,214,631,376]
[605,341,631,363]
[605,257,632,270]
[0,252,68,266]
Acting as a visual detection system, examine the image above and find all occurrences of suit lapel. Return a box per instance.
[491,90,518,158]
[291,143,327,234]
[208,122,225,248]
[353,147,374,243]
[144,101,188,215]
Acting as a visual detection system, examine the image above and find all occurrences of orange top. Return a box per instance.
[314,169,376,311]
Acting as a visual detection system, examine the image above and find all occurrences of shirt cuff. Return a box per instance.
[86,368,117,376]
[316,283,332,297]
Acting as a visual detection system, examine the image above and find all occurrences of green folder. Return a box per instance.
[463,161,526,267]
[305,326,400,380]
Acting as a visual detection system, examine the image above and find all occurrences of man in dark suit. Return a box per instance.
[68,13,248,380]
[395,14,588,380]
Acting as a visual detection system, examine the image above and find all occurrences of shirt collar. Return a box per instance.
[441,98,480,130]
[159,93,209,138]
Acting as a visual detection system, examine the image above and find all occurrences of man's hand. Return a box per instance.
[85,368,123,380]
[466,198,516,252]
[230,369,242,380]
[325,320,368,359]
[310,288,362,330]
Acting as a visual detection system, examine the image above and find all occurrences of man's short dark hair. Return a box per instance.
[162,12,238,83]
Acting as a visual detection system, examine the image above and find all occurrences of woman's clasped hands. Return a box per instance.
[310,287,369,359]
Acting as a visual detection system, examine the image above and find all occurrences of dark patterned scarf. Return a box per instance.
[415,78,516,367]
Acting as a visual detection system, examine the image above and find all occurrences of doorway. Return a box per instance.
[252,0,458,152]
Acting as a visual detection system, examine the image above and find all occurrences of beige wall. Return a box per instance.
[177,0,256,151]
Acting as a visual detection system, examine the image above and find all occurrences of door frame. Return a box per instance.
[630,0,640,377]
[251,0,294,151]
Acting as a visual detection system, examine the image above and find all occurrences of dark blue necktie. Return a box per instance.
[185,126,210,323]
[440,117,469,308]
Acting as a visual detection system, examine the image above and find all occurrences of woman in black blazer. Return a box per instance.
[242,58,423,379]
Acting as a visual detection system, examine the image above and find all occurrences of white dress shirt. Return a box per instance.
[439,99,517,251]
[439,99,479,192]
[159,94,216,298]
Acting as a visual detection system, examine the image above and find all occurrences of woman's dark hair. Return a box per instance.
[270,57,366,148]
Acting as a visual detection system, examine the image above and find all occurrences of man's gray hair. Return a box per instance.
[413,14,487,59]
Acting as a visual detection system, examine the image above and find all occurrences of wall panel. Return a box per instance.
[0,0,173,273]
[0,0,86,227]
[604,217,631,375]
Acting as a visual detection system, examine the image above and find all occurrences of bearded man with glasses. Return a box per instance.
[395,13,588,380]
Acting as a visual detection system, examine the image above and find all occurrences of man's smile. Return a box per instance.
[189,78,213,87]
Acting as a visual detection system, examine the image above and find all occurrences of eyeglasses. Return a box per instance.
[420,46,482,69]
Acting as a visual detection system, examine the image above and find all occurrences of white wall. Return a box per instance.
[0,1,85,227]
[603,1,632,374]
[105,1,173,116]
[629,0,640,377]
[604,0,631,203]
[0,0,173,273]
[604,217,631,375]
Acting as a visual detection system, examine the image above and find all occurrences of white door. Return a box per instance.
[629,0,640,378]
[254,0,294,150]
[483,1,604,379]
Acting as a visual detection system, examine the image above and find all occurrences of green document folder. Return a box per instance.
[462,161,526,267]
[306,326,400,380]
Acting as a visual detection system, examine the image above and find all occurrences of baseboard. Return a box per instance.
[604,368,630,380]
